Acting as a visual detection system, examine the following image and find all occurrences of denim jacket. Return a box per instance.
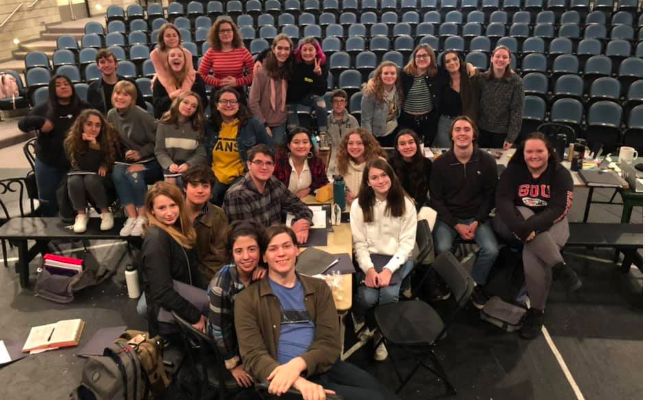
[204,116,273,166]
[360,90,401,137]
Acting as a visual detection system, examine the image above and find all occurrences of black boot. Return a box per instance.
[552,262,582,293]
[520,308,545,340]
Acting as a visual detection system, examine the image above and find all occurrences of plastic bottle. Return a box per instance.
[125,264,141,299]
[333,175,346,212]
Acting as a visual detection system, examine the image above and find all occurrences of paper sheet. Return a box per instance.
[286,209,327,229]
[0,341,11,364]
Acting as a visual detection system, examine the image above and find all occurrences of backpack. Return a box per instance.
[480,296,527,332]
[72,330,170,400]
[0,73,19,107]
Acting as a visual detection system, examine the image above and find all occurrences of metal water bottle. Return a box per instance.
[125,264,141,299]
[333,175,346,212]
[555,134,567,160]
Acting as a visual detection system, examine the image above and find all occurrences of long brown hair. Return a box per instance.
[160,91,205,137]
[157,23,182,51]
[144,181,196,249]
[336,128,385,175]
[403,44,438,77]
[510,131,560,167]
[363,61,403,106]
[64,109,119,170]
[486,45,514,80]
[166,47,190,88]
[207,16,243,50]
[357,159,408,223]
[264,34,293,80]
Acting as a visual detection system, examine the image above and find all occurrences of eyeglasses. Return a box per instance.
[218,99,239,105]
[415,54,430,59]
[218,29,233,34]
[250,160,275,168]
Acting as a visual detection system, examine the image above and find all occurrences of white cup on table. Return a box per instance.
[619,146,639,165]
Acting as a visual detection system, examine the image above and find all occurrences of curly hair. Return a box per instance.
[363,61,403,107]
[403,44,438,77]
[210,87,252,128]
[64,109,119,171]
[207,16,243,50]
[144,181,196,249]
[160,91,205,137]
[336,127,385,176]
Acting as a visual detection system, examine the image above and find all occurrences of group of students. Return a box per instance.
[14,16,579,400]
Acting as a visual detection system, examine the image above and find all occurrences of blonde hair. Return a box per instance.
[144,182,196,249]
[166,47,189,88]
[112,80,138,109]
[363,61,403,106]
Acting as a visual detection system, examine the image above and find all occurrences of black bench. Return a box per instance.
[566,223,643,274]
[0,217,141,288]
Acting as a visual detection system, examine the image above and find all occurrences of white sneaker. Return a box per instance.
[130,216,147,237]
[73,214,89,233]
[374,342,388,361]
[100,212,114,231]
[119,217,137,236]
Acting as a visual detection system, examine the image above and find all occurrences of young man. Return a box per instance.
[181,164,229,281]
[234,225,402,400]
[326,89,359,175]
[429,116,499,308]
[223,144,313,244]
[87,49,146,114]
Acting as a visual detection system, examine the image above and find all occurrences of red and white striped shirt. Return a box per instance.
[198,47,254,88]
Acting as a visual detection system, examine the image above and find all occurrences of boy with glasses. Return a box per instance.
[223,144,313,243]
[326,89,359,175]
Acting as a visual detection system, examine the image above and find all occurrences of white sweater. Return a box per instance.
[350,196,417,273]
[342,160,365,197]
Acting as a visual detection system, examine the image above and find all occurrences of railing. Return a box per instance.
[0,0,43,29]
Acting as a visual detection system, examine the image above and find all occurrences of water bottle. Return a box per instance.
[555,134,567,160]
[333,175,346,212]
[125,264,141,299]
[570,139,586,172]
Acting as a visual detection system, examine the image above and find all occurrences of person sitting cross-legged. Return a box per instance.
[234,225,403,400]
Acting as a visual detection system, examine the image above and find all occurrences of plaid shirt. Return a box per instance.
[223,174,313,226]
[207,264,246,369]
[273,151,330,192]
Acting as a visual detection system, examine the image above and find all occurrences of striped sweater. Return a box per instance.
[155,120,207,169]
[198,47,254,88]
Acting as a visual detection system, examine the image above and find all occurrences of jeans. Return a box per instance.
[67,174,110,211]
[434,218,499,285]
[269,123,287,146]
[35,158,68,217]
[433,115,455,148]
[287,95,329,133]
[310,361,402,400]
[112,160,162,208]
[210,175,243,207]
[398,111,437,146]
[354,259,414,318]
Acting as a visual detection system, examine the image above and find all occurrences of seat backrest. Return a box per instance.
[585,55,612,74]
[56,65,81,83]
[523,95,546,119]
[590,77,621,100]
[577,38,602,56]
[628,105,643,129]
[554,74,584,97]
[587,101,622,127]
[356,51,377,68]
[620,57,644,77]
[84,62,101,82]
[339,70,362,88]
[444,36,465,51]
[79,48,98,65]
[382,51,404,68]
[551,98,583,124]
[627,80,643,102]
[522,37,545,54]
[53,49,76,67]
[25,51,50,70]
[560,10,581,25]
[606,40,632,58]
[330,52,351,69]
[432,253,474,308]
[552,54,579,74]
[523,73,548,94]
[465,51,488,70]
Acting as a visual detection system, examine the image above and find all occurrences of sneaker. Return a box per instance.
[552,262,582,293]
[100,212,114,231]
[471,286,489,310]
[130,216,147,237]
[119,217,137,236]
[373,342,388,361]
[73,214,89,233]
[520,308,545,340]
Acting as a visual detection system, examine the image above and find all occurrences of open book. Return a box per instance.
[22,319,85,353]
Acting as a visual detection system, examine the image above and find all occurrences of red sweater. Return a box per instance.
[198,47,254,88]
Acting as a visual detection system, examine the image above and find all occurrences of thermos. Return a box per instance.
[333,175,346,212]
[555,134,567,160]
[125,264,141,299]
[570,139,586,171]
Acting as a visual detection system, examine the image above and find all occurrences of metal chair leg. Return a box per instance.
[2,239,7,268]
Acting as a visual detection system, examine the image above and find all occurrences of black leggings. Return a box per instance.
[478,129,507,149]
[398,111,437,146]
[310,361,402,400]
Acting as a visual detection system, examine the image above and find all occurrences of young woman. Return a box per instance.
[153,46,208,119]
[361,61,403,148]
[273,127,329,198]
[150,23,197,98]
[350,159,417,361]
[477,46,524,149]
[64,109,119,233]
[434,51,480,148]
[155,91,207,183]
[493,132,580,340]
[18,75,91,216]
[140,181,207,337]
[336,128,386,205]
[285,37,329,137]
[205,87,272,206]
[207,220,266,388]
[388,129,432,210]
[198,17,254,100]
[249,34,292,145]
[108,80,162,236]
[398,44,444,146]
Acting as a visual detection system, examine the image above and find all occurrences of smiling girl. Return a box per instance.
[64,109,119,233]
[150,24,197,100]
[273,127,328,198]
[361,61,403,148]
[350,159,417,361]
[388,129,432,210]
[155,92,207,183]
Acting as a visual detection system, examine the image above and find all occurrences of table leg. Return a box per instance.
[583,187,595,222]
[16,240,29,288]
[620,249,635,274]
[338,312,346,356]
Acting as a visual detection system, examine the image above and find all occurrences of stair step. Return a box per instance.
[20,41,58,53]
[42,33,84,41]
[0,60,26,74]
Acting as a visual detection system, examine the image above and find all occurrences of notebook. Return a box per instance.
[22,319,85,353]
[77,326,127,357]
[300,228,328,247]
[578,170,624,187]
[296,248,339,276]
[370,254,403,285]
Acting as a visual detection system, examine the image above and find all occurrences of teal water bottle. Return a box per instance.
[333,175,346,212]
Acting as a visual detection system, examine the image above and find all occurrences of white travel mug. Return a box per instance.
[125,265,141,299]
